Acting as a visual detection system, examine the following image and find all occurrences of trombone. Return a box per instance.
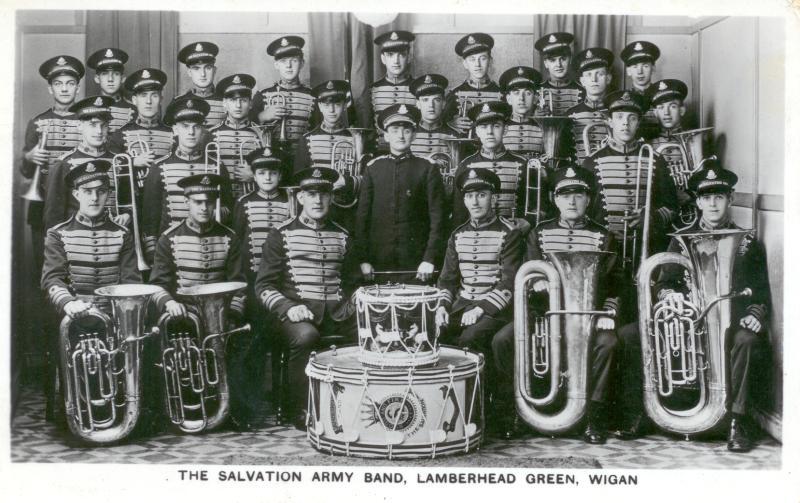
[204,141,223,222]
[22,131,47,202]
[112,153,150,271]
[622,143,655,277]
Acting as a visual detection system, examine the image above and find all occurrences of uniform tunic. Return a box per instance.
[649,127,697,227]
[108,117,175,190]
[174,88,225,127]
[149,219,246,314]
[41,212,141,314]
[410,122,462,159]
[232,189,292,282]
[502,115,544,158]
[443,79,503,135]
[354,152,446,272]
[251,82,316,144]
[141,150,234,255]
[107,98,136,133]
[357,75,416,129]
[208,119,265,198]
[566,100,608,164]
[536,80,584,117]
[631,84,660,140]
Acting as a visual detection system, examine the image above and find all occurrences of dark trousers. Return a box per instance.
[618,321,764,418]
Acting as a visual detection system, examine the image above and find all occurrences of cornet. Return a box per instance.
[22,131,47,202]
[581,122,610,158]
[268,89,288,143]
[237,137,261,194]
[204,141,223,222]
[112,154,149,271]
[457,96,476,138]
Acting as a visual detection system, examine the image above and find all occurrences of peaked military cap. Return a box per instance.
[124,68,168,94]
[163,97,210,126]
[68,95,114,120]
[646,79,688,107]
[621,41,661,66]
[374,30,415,53]
[295,167,338,191]
[312,80,349,102]
[378,103,421,130]
[178,41,219,65]
[456,167,501,193]
[603,90,647,115]
[177,173,225,196]
[688,159,738,196]
[574,47,615,74]
[550,164,594,195]
[38,55,85,81]
[86,47,128,72]
[267,35,306,59]
[410,74,448,98]
[246,146,286,174]
[455,33,494,58]
[534,32,574,57]
[467,101,511,124]
[66,160,111,189]
[499,66,542,92]
[217,73,256,98]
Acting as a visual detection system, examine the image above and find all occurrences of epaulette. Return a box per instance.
[161,221,183,236]
[498,215,517,230]
[366,154,391,167]
[329,219,350,234]
[50,215,75,232]
[275,216,296,230]
[237,189,257,203]
[57,148,77,160]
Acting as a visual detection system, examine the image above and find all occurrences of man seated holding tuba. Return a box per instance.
[493,165,622,443]
[617,161,770,452]
[434,168,523,438]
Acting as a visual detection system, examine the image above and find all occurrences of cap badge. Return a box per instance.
[424,75,432,84]
[390,32,398,41]
[622,91,631,101]
[264,147,272,157]
[586,50,593,58]
[186,100,194,109]
[281,38,288,47]
[398,104,408,115]
[468,169,478,179]
[566,167,576,178]
[634,42,643,51]
[707,170,717,180]
[549,34,557,43]
[56,57,67,66]
[142,69,151,79]
[481,103,490,113]
[467,36,476,44]
[86,162,96,173]
[105,49,114,58]
[517,67,524,75]
[233,75,242,84]
[326,81,334,90]
[312,169,322,178]
[195,43,203,52]
[93,97,103,106]
[659,81,668,91]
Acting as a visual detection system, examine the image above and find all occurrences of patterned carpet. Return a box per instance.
[10,384,780,469]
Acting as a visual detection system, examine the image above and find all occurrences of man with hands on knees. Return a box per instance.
[435,168,523,437]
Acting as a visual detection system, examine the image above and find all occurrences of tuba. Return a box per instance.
[514,251,615,433]
[58,284,162,444]
[637,229,753,435]
[22,131,47,202]
[158,281,250,433]
[112,154,150,271]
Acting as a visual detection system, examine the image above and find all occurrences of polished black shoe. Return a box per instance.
[727,417,753,453]
[291,409,309,432]
[583,422,607,444]
[610,414,645,440]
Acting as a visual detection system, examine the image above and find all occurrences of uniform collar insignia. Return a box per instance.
[481,103,490,113]
[424,75,432,84]
[281,38,288,46]
[142,69,151,79]
[467,35,476,44]
[312,168,322,178]
[93,97,103,106]
[549,34,557,43]
[586,50,593,58]
[517,67,524,75]
[86,162,96,173]
[707,170,717,180]
[56,57,67,66]
[659,81,667,91]
[105,49,114,58]
[468,169,477,179]
[195,43,203,52]
[326,81,334,90]
[566,167,576,178]
[390,32,398,41]
[398,104,408,115]
[634,42,643,51]
[186,100,194,108]
[201,175,211,185]
[233,75,241,84]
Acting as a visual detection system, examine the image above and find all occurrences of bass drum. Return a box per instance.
[305,346,484,459]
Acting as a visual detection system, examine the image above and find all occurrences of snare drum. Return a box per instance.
[355,284,446,367]
[305,346,484,459]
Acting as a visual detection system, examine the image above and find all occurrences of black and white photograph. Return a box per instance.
[3,1,798,501]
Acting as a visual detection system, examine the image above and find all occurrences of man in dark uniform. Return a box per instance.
[293,80,363,231]
[534,32,583,116]
[493,164,622,443]
[435,167,523,437]
[357,30,417,131]
[141,97,233,260]
[452,101,547,227]
[500,66,544,158]
[149,173,249,429]
[209,73,265,199]
[621,41,661,140]
[86,47,136,132]
[355,104,446,283]
[40,160,142,422]
[175,41,225,127]
[567,48,614,164]
[109,68,174,191]
[252,35,316,155]
[444,33,503,136]
[254,167,357,430]
[616,162,770,452]
[43,95,125,232]
[21,55,85,274]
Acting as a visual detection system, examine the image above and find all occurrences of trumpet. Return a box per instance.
[58,284,162,444]
[158,282,250,433]
[457,96,477,138]
[537,88,554,116]
[268,90,288,143]
[621,143,655,278]
[204,141,223,222]
[237,137,261,194]
[23,131,47,202]
[112,154,150,271]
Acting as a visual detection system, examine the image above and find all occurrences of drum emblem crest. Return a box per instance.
[362,393,426,435]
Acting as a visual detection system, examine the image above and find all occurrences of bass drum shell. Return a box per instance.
[305,345,484,459]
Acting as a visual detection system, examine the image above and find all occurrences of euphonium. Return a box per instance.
[59,284,162,444]
[514,251,615,433]
[158,281,250,433]
[428,137,470,189]
[204,141,223,222]
[112,153,149,271]
[22,130,47,202]
[637,229,753,435]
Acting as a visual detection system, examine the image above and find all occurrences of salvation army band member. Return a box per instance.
[534,32,583,116]
[86,47,136,132]
[435,168,523,437]
[175,41,225,128]
[254,167,357,431]
[567,48,614,164]
[409,74,462,170]
[621,40,661,140]
[500,66,545,159]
